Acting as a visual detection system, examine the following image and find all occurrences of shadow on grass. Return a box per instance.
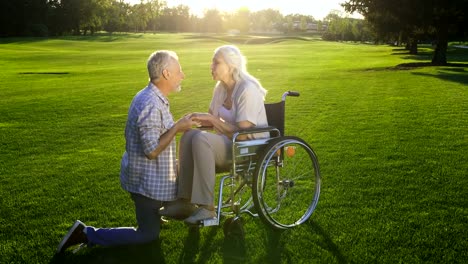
[19,72,70,75]
[178,226,200,263]
[50,240,165,264]
[391,49,433,59]
[196,227,221,263]
[360,62,468,73]
[391,46,468,63]
[222,218,247,263]
[396,62,468,69]
[308,221,348,264]
[57,34,146,42]
[0,37,49,44]
[264,229,283,264]
[0,33,145,44]
[184,34,311,45]
[412,68,468,85]
[176,225,221,263]
[176,218,248,263]
[260,221,347,263]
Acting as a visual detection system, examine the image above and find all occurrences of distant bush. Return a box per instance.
[29,24,48,37]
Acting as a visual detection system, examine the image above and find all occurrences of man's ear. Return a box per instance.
[162,69,169,80]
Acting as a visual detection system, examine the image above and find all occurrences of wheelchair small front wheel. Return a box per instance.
[253,136,320,230]
[223,217,245,239]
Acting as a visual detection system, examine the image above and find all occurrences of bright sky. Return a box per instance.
[125,0,360,20]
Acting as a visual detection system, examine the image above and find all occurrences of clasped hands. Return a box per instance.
[175,112,214,132]
[187,112,214,128]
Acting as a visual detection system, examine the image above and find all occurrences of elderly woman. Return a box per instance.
[160,45,268,224]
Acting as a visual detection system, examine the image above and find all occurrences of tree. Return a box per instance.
[343,1,416,50]
[159,5,190,32]
[59,0,82,35]
[317,20,325,32]
[430,0,468,64]
[284,16,293,33]
[283,14,315,33]
[80,0,111,35]
[343,0,468,65]
[323,11,343,40]
[53,0,109,35]
[0,0,49,37]
[128,1,150,32]
[300,16,308,31]
[250,9,284,33]
[322,11,371,42]
[103,0,130,33]
[202,9,223,33]
[232,7,251,34]
[146,0,165,32]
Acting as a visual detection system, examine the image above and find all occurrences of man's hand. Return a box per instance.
[174,116,199,132]
[145,116,197,160]
[188,112,214,127]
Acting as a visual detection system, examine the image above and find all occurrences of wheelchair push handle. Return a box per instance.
[282,91,300,101]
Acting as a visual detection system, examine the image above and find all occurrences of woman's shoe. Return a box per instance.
[184,208,216,224]
[159,200,197,220]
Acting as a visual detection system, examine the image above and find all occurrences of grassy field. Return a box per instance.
[0,34,467,263]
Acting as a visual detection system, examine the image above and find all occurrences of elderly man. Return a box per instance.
[57,50,197,253]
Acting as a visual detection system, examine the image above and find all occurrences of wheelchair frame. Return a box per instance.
[199,91,321,231]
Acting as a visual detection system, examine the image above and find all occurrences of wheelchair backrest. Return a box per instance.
[265,101,285,137]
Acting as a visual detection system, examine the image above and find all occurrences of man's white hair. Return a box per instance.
[214,45,267,97]
[147,50,178,82]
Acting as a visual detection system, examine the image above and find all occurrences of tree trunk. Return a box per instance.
[432,22,448,65]
[406,37,418,54]
[432,40,447,65]
[73,25,80,35]
[409,38,418,55]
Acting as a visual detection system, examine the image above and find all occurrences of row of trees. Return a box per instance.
[1,0,178,36]
[343,0,468,65]
[322,11,373,42]
[1,0,373,41]
[5,0,467,65]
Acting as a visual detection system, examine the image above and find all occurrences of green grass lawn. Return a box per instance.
[1,34,467,263]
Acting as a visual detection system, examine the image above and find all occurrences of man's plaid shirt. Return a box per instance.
[120,82,177,201]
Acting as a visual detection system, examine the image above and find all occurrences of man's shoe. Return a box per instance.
[159,200,197,220]
[56,220,88,253]
[184,208,216,225]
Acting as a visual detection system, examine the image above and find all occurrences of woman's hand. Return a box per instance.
[188,112,214,127]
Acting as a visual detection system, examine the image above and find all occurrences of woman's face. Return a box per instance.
[211,54,231,82]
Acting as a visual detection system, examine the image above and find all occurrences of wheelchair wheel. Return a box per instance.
[253,136,320,230]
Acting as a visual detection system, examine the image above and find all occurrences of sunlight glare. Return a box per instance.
[125,0,357,19]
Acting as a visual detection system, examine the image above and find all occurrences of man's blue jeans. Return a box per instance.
[85,193,163,246]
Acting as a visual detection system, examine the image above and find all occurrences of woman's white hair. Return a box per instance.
[214,45,267,97]
[147,50,178,82]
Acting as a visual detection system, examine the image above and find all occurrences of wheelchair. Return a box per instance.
[199,91,321,233]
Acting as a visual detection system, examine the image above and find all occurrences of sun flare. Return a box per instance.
[125,0,357,20]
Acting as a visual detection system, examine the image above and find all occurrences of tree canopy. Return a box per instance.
[343,0,468,65]
[1,0,371,40]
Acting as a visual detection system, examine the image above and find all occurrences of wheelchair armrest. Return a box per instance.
[232,126,280,143]
[236,126,278,135]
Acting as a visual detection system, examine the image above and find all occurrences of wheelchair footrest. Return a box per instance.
[200,217,219,227]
